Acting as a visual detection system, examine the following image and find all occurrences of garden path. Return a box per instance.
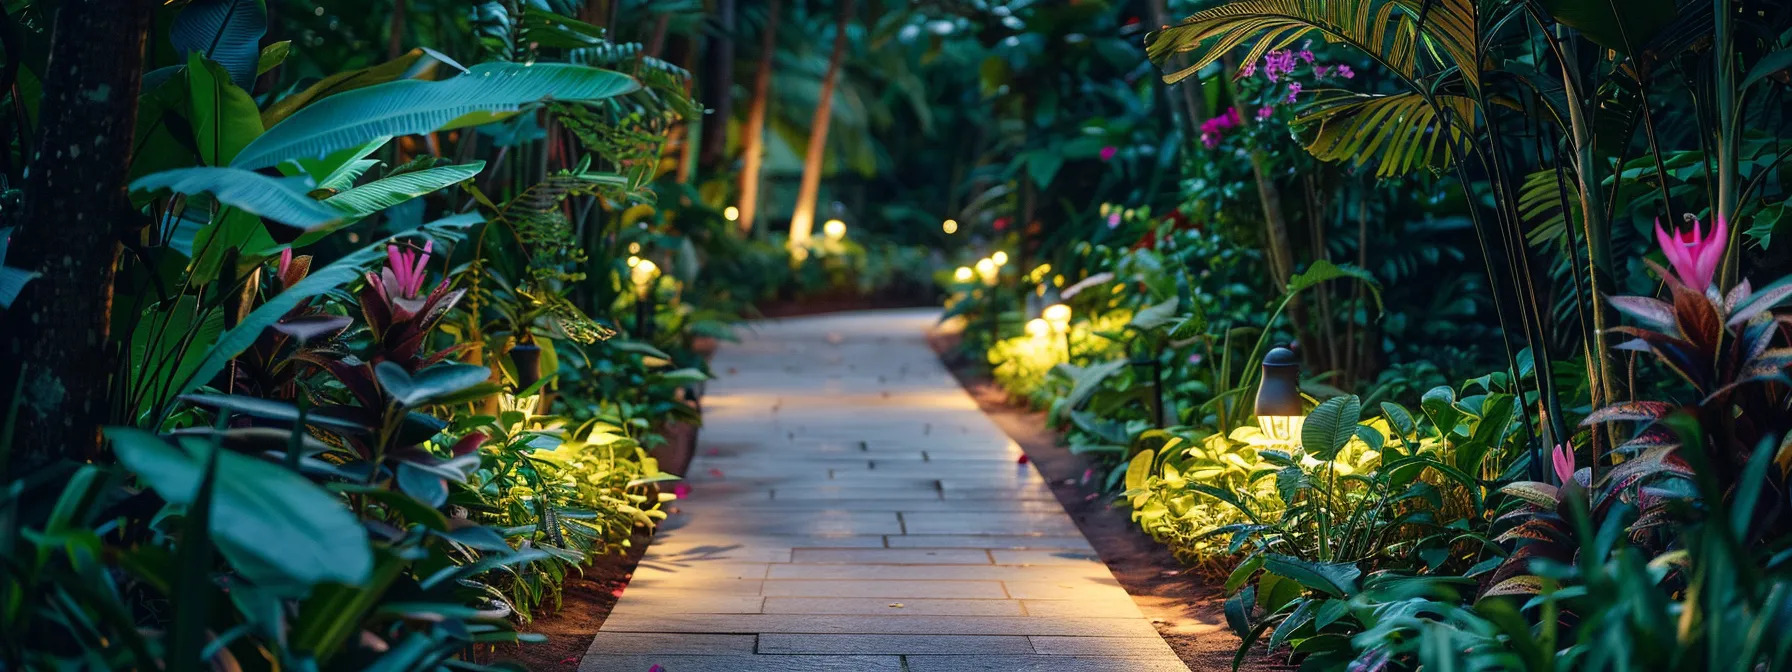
[579,309,1191,672]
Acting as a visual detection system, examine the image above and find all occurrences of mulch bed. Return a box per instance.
[482,532,651,671]
[927,326,1280,672]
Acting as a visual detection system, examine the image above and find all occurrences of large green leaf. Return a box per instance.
[170,0,267,90]
[1054,358,1131,420]
[187,54,264,166]
[188,208,274,284]
[289,161,487,247]
[128,296,225,420]
[1130,297,1181,330]
[170,215,482,405]
[375,362,493,408]
[108,428,372,586]
[1287,259,1383,316]
[130,167,342,231]
[1301,394,1362,461]
[1263,553,1361,597]
[235,62,640,171]
[1540,0,1674,55]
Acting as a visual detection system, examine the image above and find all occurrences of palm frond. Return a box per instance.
[1295,90,1475,178]
[1146,0,1478,88]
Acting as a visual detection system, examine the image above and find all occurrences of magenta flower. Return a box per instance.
[367,241,437,302]
[649,666,665,672]
[1298,50,1315,63]
[1551,443,1574,484]
[1337,65,1355,79]
[278,248,294,279]
[672,483,691,498]
[1100,146,1117,162]
[1257,106,1274,120]
[1654,215,1727,290]
[1315,65,1333,78]
[1107,212,1122,228]
[1286,82,1302,103]
[1239,60,1258,78]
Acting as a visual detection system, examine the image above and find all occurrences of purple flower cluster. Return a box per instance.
[1237,42,1358,125]
[1198,107,1243,148]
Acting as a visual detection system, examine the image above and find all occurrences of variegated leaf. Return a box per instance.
[1481,575,1544,597]
[1498,481,1560,508]
[1581,401,1675,425]
[1608,295,1676,328]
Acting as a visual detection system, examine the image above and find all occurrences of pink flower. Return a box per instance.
[649,666,664,672]
[1107,212,1122,228]
[367,241,436,302]
[1654,215,1727,290]
[1099,146,1117,162]
[1239,60,1258,78]
[1285,82,1302,103]
[278,248,294,279]
[1257,106,1274,120]
[1551,443,1574,484]
[672,483,691,498]
[1298,50,1315,63]
[1187,353,1203,365]
[1337,65,1355,79]
[1315,65,1333,78]
[1199,133,1218,149]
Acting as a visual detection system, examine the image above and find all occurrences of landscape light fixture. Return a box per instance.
[631,259,660,339]
[823,219,847,242]
[991,250,1009,266]
[975,258,999,285]
[942,219,959,234]
[1255,346,1304,444]
[724,206,740,222]
[1043,303,1072,362]
[954,266,974,283]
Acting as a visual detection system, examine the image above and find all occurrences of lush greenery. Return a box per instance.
[940,0,1792,670]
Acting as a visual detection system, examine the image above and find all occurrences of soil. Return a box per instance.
[483,532,651,671]
[927,327,1281,672]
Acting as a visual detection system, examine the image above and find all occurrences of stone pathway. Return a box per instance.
[580,309,1191,672]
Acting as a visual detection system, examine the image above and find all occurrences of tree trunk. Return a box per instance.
[388,0,406,61]
[698,0,737,178]
[0,0,151,468]
[736,0,781,234]
[788,0,853,246]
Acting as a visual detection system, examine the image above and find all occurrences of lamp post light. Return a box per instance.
[631,259,660,340]
[1043,303,1071,363]
[1255,345,1305,445]
[823,219,847,242]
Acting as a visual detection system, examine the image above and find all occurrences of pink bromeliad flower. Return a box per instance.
[366,240,444,316]
[1653,215,1727,290]
[1099,146,1117,162]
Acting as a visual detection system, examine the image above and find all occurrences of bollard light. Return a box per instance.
[823,219,847,242]
[1043,303,1071,333]
[630,259,660,298]
[1255,346,1304,444]
[943,219,959,234]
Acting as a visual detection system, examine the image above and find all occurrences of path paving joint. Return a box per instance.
[580,309,1191,672]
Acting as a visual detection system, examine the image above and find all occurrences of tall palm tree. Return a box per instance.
[787,0,854,246]
[736,0,781,234]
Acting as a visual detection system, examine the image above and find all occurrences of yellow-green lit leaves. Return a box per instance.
[188,53,264,166]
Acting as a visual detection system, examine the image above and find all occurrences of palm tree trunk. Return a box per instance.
[388,0,406,61]
[698,0,737,178]
[737,0,781,234]
[0,0,151,468]
[787,0,853,246]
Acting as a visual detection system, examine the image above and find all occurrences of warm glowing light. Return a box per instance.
[630,259,659,296]
[628,242,641,254]
[942,219,959,234]
[1030,263,1051,282]
[954,266,974,283]
[1258,415,1306,444]
[991,250,1009,266]
[975,258,999,285]
[1026,318,1050,339]
[823,219,847,241]
[626,255,640,268]
[724,206,740,221]
[1043,303,1071,332]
